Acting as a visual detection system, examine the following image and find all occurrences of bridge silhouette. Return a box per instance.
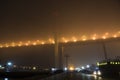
[0,31,120,48]
[0,33,120,70]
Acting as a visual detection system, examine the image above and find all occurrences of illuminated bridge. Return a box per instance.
[0,31,120,70]
[0,31,120,48]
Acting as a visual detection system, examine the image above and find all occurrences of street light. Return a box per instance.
[86,65,90,68]
[7,62,13,66]
[6,61,13,72]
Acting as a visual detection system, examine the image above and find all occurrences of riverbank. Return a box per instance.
[0,70,63,78]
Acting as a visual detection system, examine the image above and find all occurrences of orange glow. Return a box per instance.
[33,42,37,45]
[0,32,120,48]
[11,42,15,47]
[36,40,40,42]
[64,40,68,43]
[113,35,117,38]
[92,37,96,40]
[72,37,77,42]
[19,41,22,44]
[105,32,109,35]
[25,43,29,46]
[41,42,45,45]
[102,36,106,39]
[62,37,68,43]
[27,41,31,43]
[0,45,3,48]
[69,66,74,71]
[73,39,77,42]
[49,38,54,44]
[81,35,87,41]
[5,44,9,48]
[93,34,97,36]
[118,31,120,34]
[18,44,22,47]
[82,38,86,41]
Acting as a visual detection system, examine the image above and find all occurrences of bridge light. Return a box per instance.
[73,39,77,42]
[5,44,9,48]
[62,37,68,43]
[36,40,40,42]
[72,37,77,42]
[113,35,117,38]
[81,35,87,41]
[19,41,22,44]
[49,38,55,44]
[102,36,106,39]
[11,42,15,47]
[33,42,37,45]
[82,38,86,41]
[0,45,3,48]
[25,43,29,46]
[41,42,45,45]
[105,32,109,35]
[27,41,31,43]
[18,44,22,47]
[93,34,97,36]
[92,37,96,40]
[64,40,68,43]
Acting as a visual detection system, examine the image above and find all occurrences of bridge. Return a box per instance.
[0,32,120,48]
[0,32,120,70]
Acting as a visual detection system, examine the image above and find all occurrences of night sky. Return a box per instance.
[0,0,120,42]
[0,0,120,68]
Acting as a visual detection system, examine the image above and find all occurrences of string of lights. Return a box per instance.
[0,31,120,48]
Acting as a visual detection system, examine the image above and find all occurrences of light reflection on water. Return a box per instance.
[4,78,8,80]
[0,73,119,80]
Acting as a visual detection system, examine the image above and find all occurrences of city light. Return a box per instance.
[4,78,8,80]
[7,62,13,66]
[86,65,90,68]
[81,66,85,69]
[33,67,36,70]
[64,67,68,71]
[69,66,74,71]
[0,32,120,48]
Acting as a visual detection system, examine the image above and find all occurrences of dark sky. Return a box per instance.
[0,0,120,42]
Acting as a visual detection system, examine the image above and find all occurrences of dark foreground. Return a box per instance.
[0,71,119,80]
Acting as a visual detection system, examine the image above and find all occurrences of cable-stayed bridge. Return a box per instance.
[0,32,120,70]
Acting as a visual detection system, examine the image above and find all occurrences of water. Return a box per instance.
[0,72,119,80]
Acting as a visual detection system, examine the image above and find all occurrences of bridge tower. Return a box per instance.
[54,34,59,69]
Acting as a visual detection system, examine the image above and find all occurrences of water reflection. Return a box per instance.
[0,73,119,80]
[4,78,8,80]
[81,74,102,80]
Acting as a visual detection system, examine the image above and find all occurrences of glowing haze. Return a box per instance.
[0,0,120,43]
[0,31,120,48]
